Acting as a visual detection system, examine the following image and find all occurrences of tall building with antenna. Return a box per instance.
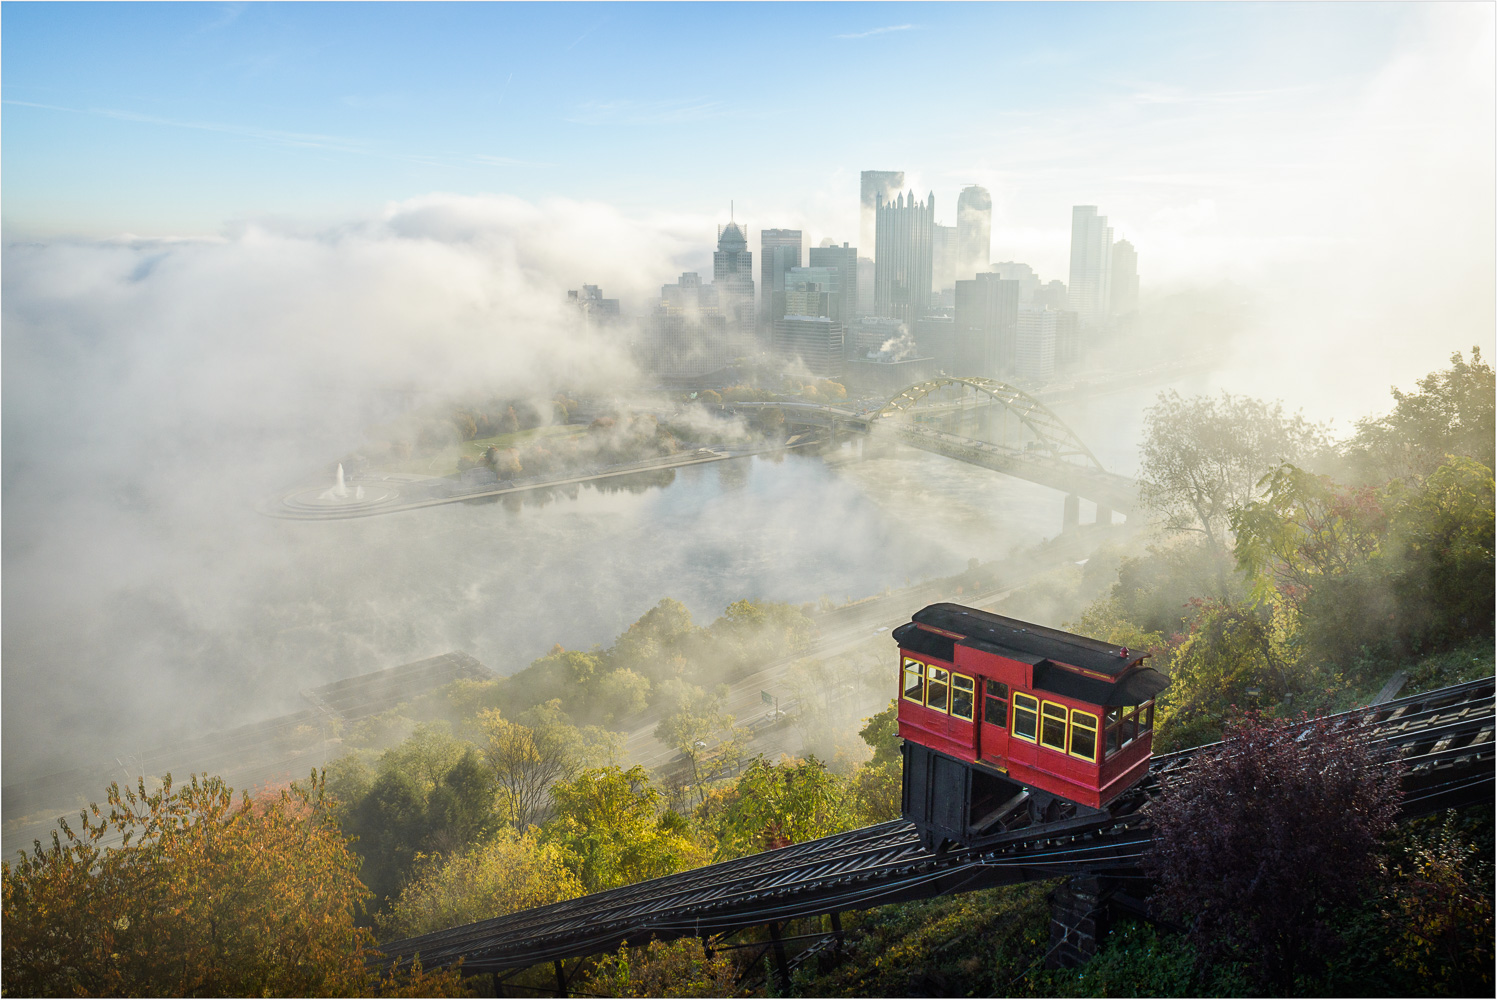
[713,205,755,330]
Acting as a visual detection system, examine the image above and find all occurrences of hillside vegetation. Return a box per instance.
[4,352,1492,996]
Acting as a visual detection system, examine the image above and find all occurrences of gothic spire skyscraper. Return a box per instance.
[874,190,936,326]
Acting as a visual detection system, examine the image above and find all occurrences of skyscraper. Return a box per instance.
[773,316,844,378]
[783,266,841,320]
[713,219,755,329]
[874,190,935,326]
[1016,308,1058,379]
[1067,206,1113,327]
[760,229,802,333]
[855,257,875,316]
[932,223,958,294]
[807,243,858,325]
[860,170,904,264]
[1110,238,1139,317]
[954,272,1020,377]
[957,185,992,281]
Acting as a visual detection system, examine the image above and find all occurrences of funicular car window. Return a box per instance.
[1069,709,1099,762]
[950,674,975,721]
[984,680,1009,728]
[925,667,950,713]
[1011,693,1038,741]
[1139,701,1155,734]
[902,658,925,703]
[1104,707,1123,757]
[1040,702,1068,751]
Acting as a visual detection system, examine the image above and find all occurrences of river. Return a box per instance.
[1,376,1195,779]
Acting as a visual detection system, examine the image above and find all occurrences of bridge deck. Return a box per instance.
[382,677,1494,976]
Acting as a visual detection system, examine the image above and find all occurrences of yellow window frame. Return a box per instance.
[950,673,976,722]
[901,658,925,704]
[1068,708,1100,762]
[925,666,951,714]
[1011,693,1039,743]
[1039,701,1069,751]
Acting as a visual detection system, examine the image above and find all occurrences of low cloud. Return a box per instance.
[1,193,703,773]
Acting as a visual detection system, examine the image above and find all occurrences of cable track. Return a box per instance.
[382,677,1493,976]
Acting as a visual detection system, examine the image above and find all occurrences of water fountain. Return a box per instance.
[273,462,399,517]
[318,463,350,501]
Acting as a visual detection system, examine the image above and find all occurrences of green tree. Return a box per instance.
[1345,347,1495,481]
[1139,390,1327,572]
[849,701,903,823]
[1153,598,1313,752]
[596,667,651,724]
[1,773,468,997]
[610,597,700,677]
[1232,463,1388,606]
[334,726,501,912]
[1387,456,1495,651]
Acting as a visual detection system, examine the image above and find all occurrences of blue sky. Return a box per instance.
[2,2,1421,244]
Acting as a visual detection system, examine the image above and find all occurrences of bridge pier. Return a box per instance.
[1095,504,1112,526]
[1045,875,1121,969]
[1063,494,1080,532]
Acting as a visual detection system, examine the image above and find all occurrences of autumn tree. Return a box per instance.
[479,710,581,831]
[543,765,707,892]
[1145,713,1403,992]
[1,773,468,997]
[586,938,738,998]
[653,686,745,809]
[377,829,584,942]
[708,755,854,860]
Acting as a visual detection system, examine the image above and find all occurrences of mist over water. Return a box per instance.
[2,440,1079,778]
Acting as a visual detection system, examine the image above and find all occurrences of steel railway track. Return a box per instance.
[382,677,1493,976]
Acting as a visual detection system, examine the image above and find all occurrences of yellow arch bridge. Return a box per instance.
[731,377,1139,521]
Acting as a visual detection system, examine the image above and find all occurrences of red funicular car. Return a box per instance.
[894,604,1169,852]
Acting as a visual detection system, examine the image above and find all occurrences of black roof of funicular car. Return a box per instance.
[893,603,1169,707]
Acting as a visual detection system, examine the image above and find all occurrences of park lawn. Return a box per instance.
[370,424,585,477]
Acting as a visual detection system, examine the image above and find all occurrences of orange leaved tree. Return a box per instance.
[2,771,468,997]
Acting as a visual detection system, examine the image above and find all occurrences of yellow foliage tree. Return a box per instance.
[1,772,468,997]
[378,829,585,941]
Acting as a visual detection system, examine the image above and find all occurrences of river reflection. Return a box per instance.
[3,427,1132,771]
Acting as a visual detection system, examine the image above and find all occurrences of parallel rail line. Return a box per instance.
[382,677,1493,976]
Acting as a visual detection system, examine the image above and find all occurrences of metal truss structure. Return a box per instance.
[872,377,1106,471]
[381,677,1494,980]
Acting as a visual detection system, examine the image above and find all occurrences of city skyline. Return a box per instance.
[3,4,1488,291]
[2,2,1492,419]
